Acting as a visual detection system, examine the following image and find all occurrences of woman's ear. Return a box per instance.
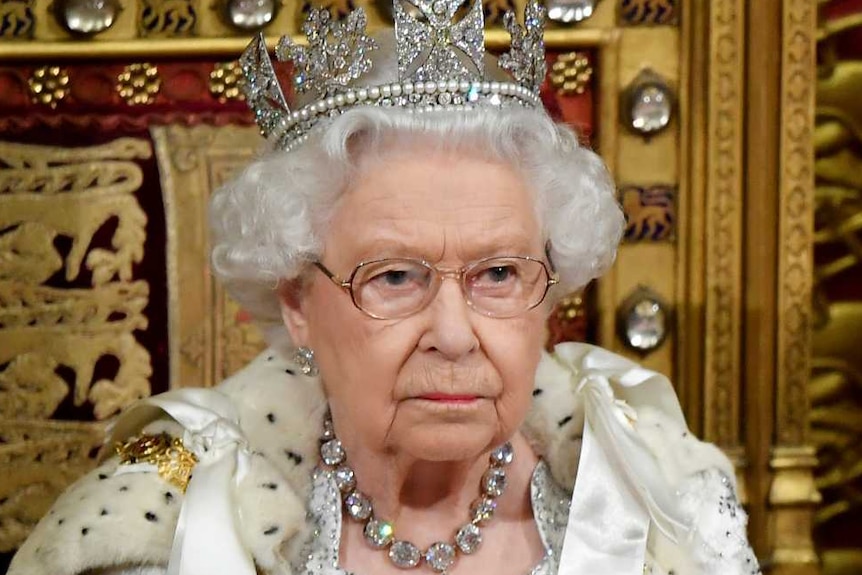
[278,278,310,347]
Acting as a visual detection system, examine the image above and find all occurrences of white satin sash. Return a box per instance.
[552,343,690,575]
[109,388,256,575]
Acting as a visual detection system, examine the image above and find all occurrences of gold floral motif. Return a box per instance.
[556,294,585,321]
[180,325,207,366]
[209,61,246,103]
[550,52,592,96]
[28,66,70,108]
[117,433,198,492]
[0,0,34,38]
[117,63,161,105]
[139,0,196,36]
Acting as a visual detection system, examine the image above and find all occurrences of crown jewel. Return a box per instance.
[394,0,485,82]
[276,8,378,97]
[499,1,547,92]
[240,0,546,150]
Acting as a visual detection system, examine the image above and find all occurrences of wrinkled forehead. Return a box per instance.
[344,126,505,172]
[322,147,544,265]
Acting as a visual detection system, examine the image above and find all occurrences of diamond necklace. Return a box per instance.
[318,416,514,573]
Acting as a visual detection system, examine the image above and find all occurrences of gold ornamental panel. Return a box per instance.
[0,138,154,551]
[152,125,268,389]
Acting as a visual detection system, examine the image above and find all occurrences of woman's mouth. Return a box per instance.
[417,393,480,403]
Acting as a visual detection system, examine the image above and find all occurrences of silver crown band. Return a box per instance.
[240,0,546,150]
[273,79,540,151]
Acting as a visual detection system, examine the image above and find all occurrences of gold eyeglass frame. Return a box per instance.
[313,256,560,320]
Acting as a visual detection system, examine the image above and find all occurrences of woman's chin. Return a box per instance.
[392,420,502,463]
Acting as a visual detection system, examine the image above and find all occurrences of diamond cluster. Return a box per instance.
[498,0,546,94]
[276,8,378,98]
[272,79,539,151]
[239,0,547,148]
[394,0,485,83]
[317,414,514,572]
[239,35,290,139]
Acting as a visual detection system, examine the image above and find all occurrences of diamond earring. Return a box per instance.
[292,346,319,376]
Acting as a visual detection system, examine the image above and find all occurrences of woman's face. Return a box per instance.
[281,147,549,463]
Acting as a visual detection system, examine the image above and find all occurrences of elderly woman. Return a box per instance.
[10,3,760,575]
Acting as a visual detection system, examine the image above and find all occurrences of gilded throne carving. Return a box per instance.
[811,3,862,572]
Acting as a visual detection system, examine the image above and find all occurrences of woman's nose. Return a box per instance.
[418,278,479,360]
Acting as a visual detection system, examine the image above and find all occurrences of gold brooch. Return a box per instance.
[116,433,198,492]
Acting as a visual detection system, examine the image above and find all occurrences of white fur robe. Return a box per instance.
[9,343,760,575]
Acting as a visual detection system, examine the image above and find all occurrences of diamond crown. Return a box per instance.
[240,0,546,150]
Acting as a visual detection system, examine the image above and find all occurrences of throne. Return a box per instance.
[0,0,827,573]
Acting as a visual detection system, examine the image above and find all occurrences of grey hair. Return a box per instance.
[209,106,624,344]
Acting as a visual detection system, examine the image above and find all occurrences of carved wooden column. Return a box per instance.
[743,0,820,572]
[769,0,820,572]
[683,0,819,571]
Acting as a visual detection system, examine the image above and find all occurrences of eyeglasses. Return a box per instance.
[314,256,559,320]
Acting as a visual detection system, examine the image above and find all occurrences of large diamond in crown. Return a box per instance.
[394,0,485,83]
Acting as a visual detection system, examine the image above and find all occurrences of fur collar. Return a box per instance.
[9,343,755,575]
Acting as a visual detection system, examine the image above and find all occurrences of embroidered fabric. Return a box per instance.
[676,469,762,575]
[290,461,570,575]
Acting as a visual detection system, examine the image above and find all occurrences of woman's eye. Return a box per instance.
[379,270,409,285]
[367,267,422,287]
[476,265,517,284]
